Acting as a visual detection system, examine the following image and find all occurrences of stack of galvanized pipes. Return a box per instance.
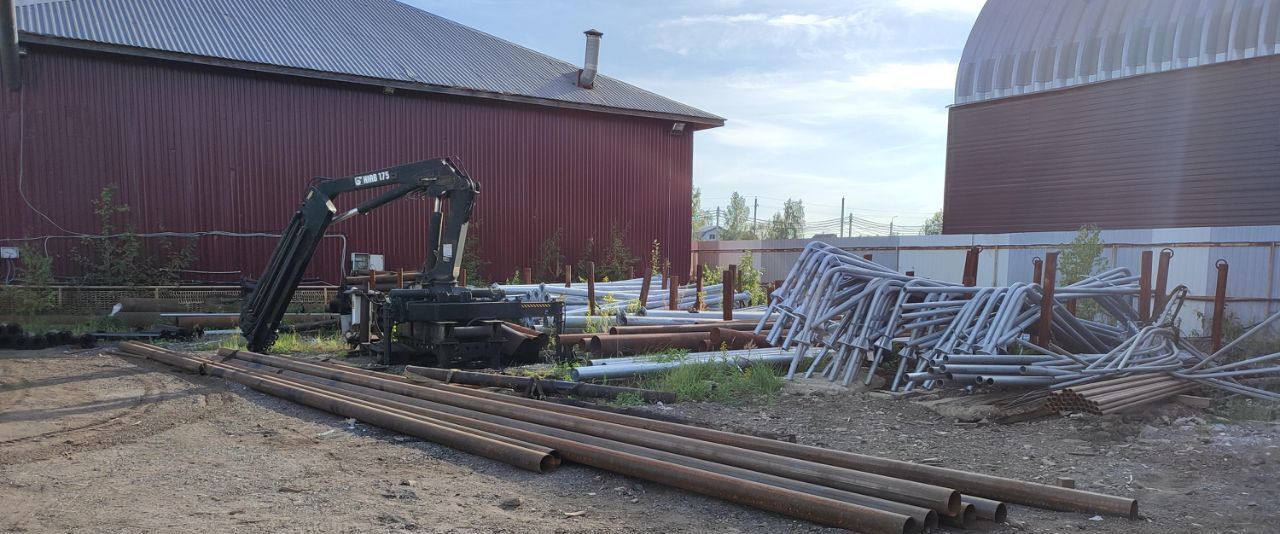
[114,342,1138,533]
[757,242,1143,392]
[497,277,753,331]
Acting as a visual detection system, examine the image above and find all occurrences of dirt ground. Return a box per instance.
[1,346,1276,533]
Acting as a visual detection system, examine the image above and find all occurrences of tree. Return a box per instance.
[922,210,944,235]
[575,236,596,282]
[1058,224,1110,320]
[721,192,757,240]
[765,199,805,239]
[73,185,194,285]
[598,220,636,281]
[691,187,708,240]
[2,246,58,316]
[458,218,490,285]
[1058,224,1108,285]
[533,228,564,282]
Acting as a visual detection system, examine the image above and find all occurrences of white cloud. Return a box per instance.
[846,61,956,91]
[894,0,987,16]
[651,11,886,56]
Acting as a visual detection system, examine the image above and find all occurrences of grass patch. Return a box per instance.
[1211,395,1280,422]
[609,392,646,407]
[640,357,783,405]
[182,331,347,354]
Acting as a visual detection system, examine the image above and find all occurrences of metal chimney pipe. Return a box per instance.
[0,0,20,91]
[577,29,602,89]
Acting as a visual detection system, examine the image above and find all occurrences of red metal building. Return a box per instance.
[0,0,722,284]
[945,0,1280,234]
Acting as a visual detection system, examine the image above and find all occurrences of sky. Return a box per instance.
[410,0,986,233]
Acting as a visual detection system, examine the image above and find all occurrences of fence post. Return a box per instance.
[564,265,573,288]
[962,247,981,287]
[521,267,532,284]
[1138,250,1153,325]
[639,265,652,310]
[723,266,735,321]
[458,269,467,287]
[1154,248,1174,316]
[1037,252,1058,346]
[669,276,680,311]
[1211,259,1229,352]
[695,265,705,311]
[587,262,597,316]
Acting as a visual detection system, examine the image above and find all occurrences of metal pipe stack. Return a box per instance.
[115,342,1140,532]
[756,242,1142,392]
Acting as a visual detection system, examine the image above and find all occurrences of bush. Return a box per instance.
[73,185,195,285]
[2,246,58,316]
[534,228,564,282]
[598,220,636,281]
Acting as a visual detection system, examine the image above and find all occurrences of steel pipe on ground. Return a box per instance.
[588,332,710,356]
[217,348,960,515]
[119,343,558,473]
[403,366,676,404]
[426,377,1139,519]
[230,360,926,533]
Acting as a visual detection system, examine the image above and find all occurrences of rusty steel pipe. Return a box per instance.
[1037,252,1058,346]
[403,366,675,404]
[218,349,960,515]
[669,276,680,310]
[966,496,1007,523]
[608,321,769,335]
[939,503,976,529]
[123,344,558,473]
[588,332,711,356]
[1211,259,1229,352]
[429,379,1139,518]
[1031,257,1043,286]
[710,328,773,350]
[235,363,926,533]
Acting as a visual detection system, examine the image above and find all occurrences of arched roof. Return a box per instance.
[956,0,1280,105]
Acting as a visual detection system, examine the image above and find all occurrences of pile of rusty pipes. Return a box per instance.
[115,342,1139,533]
[756,242,1141,391]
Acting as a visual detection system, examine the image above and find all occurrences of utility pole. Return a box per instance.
[889,216,897,237]
[753,197,759,236]
[839,197,845,238]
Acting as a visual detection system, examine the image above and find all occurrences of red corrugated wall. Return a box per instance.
[0,46,695,284]
[944,54,1280,234]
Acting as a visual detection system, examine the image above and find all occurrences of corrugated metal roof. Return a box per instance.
[956,0,1280,105]
[14,0,723,124]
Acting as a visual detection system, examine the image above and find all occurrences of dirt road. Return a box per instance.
[1,348,1276,533]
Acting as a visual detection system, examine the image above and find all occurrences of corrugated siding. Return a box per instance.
[0,47,693,283]
[956,0,1280,105]
[14,0,721,123]
[944,53,1280,234]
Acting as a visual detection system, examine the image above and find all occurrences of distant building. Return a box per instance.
[0,0,722,282]
[697,225,725,241]
[945,0,1280,234]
